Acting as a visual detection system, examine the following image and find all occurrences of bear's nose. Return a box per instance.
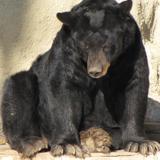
[88,66,103,78]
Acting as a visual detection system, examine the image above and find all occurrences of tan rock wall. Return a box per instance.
[0,0,81,103]
[131,0,160,100]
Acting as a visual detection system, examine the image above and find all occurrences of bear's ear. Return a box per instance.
[56,12,76,26]
[120,0,132,13]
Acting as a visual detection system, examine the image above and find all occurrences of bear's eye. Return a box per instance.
[80,42,89,50]
[85,44,89,50]
[92,9,97,13]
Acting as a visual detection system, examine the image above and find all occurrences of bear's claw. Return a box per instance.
[20,137,48,158]
[125,140,160,155]
[51,144,84,158]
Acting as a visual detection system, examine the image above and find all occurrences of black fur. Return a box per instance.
[1,0,156,156]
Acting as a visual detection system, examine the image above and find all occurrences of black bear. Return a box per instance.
[1,0,160,158]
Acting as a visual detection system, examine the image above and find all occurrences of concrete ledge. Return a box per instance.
[0,144,159,160]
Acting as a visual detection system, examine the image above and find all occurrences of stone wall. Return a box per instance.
[0,0,81,104]
[131,0,160,101]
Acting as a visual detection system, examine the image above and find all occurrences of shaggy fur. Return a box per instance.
[1,0,160,157]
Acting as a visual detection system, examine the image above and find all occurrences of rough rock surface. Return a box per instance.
[131,0,160,102]
[0,144,160,160]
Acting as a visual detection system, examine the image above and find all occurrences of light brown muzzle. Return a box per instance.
[87,50,110,78]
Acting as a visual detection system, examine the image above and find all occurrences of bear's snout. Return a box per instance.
[88,65,103,78]
[87,51,110,78]
[88,63,110,78]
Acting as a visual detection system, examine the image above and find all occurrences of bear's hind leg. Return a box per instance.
[1,71,48,157]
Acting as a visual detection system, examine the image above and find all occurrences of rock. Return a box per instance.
[0,144,159,160]
[131,0,160,101]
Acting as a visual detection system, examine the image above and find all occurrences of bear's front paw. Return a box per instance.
[51,144,84,158]
[80,127,112,154]
[20,137,48,158]
[125,140,160,155]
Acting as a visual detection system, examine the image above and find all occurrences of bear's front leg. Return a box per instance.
[121,85,160,155]
[39,83,91,158]
[121,87,160,154]
[121,56,160,155]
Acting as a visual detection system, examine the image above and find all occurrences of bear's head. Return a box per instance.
[57,0,137,79]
